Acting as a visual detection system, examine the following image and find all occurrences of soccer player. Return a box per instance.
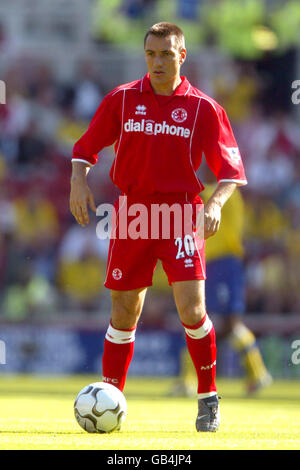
[70,22,247,432]
[171,167,272,397]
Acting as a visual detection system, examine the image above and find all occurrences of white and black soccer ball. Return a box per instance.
[74,382,127,433]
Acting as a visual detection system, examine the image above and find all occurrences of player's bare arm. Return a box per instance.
[204,181,237,239]
[70,161,96,227]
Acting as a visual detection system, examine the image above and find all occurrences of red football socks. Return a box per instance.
[182,313,217,397]
[102,322,136,392]
[102,314,217,397]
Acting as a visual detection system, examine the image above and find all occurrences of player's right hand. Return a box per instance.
[70,179,97,227]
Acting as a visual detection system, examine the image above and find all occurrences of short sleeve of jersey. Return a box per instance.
[72,90,122,166]
[200,99,247,186]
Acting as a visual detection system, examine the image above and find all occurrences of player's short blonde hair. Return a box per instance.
[144,22,185,51]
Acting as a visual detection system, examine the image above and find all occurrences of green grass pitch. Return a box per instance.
[0,375,299,450]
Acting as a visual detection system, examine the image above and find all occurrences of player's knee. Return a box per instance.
[177,302,206,326]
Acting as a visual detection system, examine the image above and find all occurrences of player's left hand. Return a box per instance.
[204,201,221,239]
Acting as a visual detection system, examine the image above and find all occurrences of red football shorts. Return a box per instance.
[104,192,206,291]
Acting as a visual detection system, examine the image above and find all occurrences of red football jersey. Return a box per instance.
[72,73,247,195]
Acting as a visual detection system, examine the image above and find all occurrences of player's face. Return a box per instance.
[144,34,186,90]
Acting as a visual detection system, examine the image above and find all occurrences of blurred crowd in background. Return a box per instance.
[0,2,299,323]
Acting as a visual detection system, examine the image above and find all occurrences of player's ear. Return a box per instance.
[179,48,186,65]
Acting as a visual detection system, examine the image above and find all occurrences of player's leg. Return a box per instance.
[110,287,147,330]
[172,279,216,396]
[102,287,147,391]
[224,314,272,394]
[102,196,157,391]
[172,279,220,432]
[208,256,272,394]
[155,194,219,430]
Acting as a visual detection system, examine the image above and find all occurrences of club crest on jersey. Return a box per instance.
[135,104,147,115]
[112,268,122,280]
[171,108,187,123]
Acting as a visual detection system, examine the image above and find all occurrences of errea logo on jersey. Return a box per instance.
[184,258,194,268]
[135,105,147,115]
[124,119,191,138]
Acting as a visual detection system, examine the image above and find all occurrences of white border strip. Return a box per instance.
[184,83,191,96]
[112,87,137,96]
[190,94,217,112]
[185,193,205,277]
[184,314,213,339]
[188,96,201,187]
[112,88,126,181]
[104,195,127,285]
[218,179,247,185]
[105,323,136,344]
[71,158,93,166]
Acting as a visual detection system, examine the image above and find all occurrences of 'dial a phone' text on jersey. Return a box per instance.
[72,73,247,195]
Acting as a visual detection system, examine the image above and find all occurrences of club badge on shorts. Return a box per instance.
[112,268,122,280]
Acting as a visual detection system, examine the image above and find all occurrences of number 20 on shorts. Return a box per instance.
[175,235,195,259]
